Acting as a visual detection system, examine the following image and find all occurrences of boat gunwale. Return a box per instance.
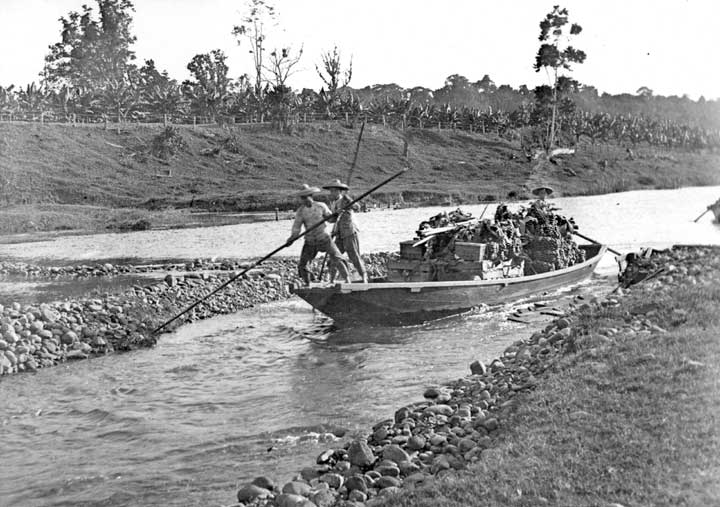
[295,244,607,294]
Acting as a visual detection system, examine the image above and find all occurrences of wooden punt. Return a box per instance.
[291,244,607,326]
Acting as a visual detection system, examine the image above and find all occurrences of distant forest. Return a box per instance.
[1,0,718,151]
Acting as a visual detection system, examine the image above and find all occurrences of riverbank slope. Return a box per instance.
[2,122,719,234]
[230,245,719,507]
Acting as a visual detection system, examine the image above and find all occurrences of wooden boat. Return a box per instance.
[292,244,607,326]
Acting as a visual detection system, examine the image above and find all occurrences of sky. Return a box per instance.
[1,0,719,100]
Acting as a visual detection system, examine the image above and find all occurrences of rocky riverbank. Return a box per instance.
[0,253,394,376]
[230,245,719,507]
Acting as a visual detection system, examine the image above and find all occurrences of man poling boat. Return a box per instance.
[152,168,408,334]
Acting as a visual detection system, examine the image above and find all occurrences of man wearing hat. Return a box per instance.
[531,185,554,202]
[287,184,350,286]
[324,179,368,284]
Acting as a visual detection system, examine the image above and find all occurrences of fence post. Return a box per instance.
[438,122,441,132]
[382,114,386,127]
[193,116,197,129]
[163,114,168,127]
[304,112,307,123]
[345,112,349,124]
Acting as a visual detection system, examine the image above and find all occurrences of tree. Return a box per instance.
[265,46,303,88]
[43,0,137,90]
[183,50,232,121]
[533,5,586,150]
[316,45,353,100]
[138,59,184,120]
[232,0,276,105]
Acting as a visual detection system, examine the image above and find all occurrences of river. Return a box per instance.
[1,185,719,507]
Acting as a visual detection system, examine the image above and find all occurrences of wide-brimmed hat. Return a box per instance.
[531,185,554,196]
[322,179,349,191]
[293,184,321,197]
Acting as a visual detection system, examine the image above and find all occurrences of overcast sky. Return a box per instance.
[1,0,718,100]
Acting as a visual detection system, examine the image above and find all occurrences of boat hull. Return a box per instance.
[292,245,606,326]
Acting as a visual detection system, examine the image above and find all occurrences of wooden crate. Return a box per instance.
[436,260,488,281]
[400,240,425,260]
[387,259,436,282]
[454,242,487,261]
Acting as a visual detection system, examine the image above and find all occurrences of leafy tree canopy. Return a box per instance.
[43,0,137,89]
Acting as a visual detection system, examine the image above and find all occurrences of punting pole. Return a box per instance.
[320,120,365,280]
[572,230,621,256]
[693,209,710,223]
[152,168,408,334]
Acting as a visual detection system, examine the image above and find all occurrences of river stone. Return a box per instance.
[282,481,311,496]
[347,489,367,503]
[66,350,89,360]
[470,360,487,375]
[407,435,426,451]
[431,455,451,473]
[423,387,442,399]
[4,350,18,365]
[429,434,447,446]
[382,444,410,465]
[345,474,368,493]
[372,426,388,442]
[333,460,350,473]
[375,475,402,489]
[0,339,7,351]
[2,329,18,344]
[0,354,12,374]
[375,465,400,477]
[310,488,337,507]
[394,406,412,423]
[61,331,79,345]
[249,476,275,491]
[398,460,421,476]
[482,418,499,431]
[237,484,272,503]
[318,472,343,490]
[275,493,311,507]
[347,440,374,467]
[427,404,453,416]
[40,307,58,323]
[458,438,477,453]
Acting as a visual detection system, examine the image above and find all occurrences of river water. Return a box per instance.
[1,185,719,507]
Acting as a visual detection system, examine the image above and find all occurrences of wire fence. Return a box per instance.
[1,108,718,151]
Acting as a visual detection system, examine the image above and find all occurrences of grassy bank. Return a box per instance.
[2,122,719,234]
[373,246,720,507]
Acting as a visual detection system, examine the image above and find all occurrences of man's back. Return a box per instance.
[292,201,331,242]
